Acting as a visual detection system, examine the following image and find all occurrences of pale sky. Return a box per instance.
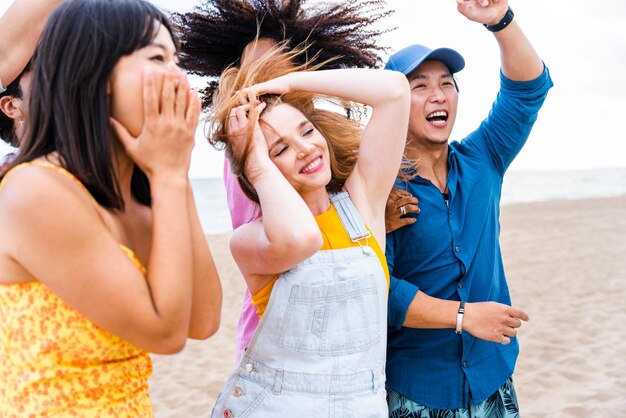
[2,0,625,177]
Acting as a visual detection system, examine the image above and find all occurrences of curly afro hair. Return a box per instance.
[171,0,394,107]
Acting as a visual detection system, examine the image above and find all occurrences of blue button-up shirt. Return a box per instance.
[386,67,553,409]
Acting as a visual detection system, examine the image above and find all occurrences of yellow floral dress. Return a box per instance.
[0,162,153,417]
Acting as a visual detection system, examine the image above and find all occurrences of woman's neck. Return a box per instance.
[301,187,331,216]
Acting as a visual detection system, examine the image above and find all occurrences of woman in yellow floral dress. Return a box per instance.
[0,0,222,416]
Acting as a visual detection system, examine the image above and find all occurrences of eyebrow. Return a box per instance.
[409,73,453,82]
[150,42,179,61]
[268,120,310,153]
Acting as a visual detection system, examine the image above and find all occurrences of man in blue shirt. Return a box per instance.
[384,0,553,416]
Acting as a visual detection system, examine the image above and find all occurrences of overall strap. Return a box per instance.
[329,191,371,242]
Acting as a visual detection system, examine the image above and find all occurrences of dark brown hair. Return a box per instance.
[172,0,393,108]
[0,0,175,210]
[0,62,30,146]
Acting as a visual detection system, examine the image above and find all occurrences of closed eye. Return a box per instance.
[274,145,288,157]
[303,128,314,136]
[150,55,165,62]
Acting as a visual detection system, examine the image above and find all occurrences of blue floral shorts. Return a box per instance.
[387,378,519,418]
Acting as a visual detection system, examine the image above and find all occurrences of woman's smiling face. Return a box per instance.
[260,103,332,195]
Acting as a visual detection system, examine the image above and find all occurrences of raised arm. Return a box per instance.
[244,69,410,243]
[228,101,322,294]
[456,0,543,81]
[0,0,64,88]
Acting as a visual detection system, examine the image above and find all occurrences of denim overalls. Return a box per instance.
[212,192,388,418]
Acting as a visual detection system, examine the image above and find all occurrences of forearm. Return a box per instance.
[186,184,222,339]
[285,69,409,109]
[0,0,64,85]
[494,20,543,81]
[403,291,459,329]
[253,164,319,247]
[144,175,194,346]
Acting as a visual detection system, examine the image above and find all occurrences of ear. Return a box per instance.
[0,96,20,120]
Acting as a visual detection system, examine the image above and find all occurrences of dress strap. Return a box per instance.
[0,161,95,202]
[329,191,371,243]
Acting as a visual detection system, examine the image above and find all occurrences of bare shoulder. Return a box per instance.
[1,165,95,212]
[0,165,103,243]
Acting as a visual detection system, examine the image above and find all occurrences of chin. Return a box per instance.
[426,137,449,146]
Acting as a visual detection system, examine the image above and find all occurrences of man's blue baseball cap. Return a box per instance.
[385,44,465,76]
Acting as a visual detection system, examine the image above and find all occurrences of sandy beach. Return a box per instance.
[148,196,626,417]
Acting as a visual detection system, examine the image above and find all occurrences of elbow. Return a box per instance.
[188,312,221,340]
[293,227,322,258]
[148,332,188,355]
[387,71,411,103]
[144,320,193,354]
[306,228,323,252]
[278,223,321,259]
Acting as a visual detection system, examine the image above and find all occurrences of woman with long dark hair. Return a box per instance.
[0,1,222,415]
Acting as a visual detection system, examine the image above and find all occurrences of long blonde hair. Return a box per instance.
[209,44,363,203]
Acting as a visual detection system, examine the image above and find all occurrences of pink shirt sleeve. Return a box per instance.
[223,159,261,361]
[223,159,261,229]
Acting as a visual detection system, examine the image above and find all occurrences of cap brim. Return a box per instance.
[401,47,465,76]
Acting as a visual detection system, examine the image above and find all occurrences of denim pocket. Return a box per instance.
[213,376,272,418]
[278,273,380,355]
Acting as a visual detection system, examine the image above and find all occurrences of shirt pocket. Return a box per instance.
[278,273,380,356]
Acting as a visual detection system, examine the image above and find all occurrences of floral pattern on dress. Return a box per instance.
[0,162,153,417]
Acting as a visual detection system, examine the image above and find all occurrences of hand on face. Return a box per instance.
[110,64,201,180]
[456,0,509,26]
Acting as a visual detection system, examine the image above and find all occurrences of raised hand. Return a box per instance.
[463,301,529,345]
[110,64,201,180]
[237,74,293,104]
[456,0,509,26]
[227,100,269,183]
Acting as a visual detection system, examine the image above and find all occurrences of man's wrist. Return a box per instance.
[484,7,514,32]
[455,301,465,334]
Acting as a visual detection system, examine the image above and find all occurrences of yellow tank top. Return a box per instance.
[251,203,390,319]
[0,162,153,417]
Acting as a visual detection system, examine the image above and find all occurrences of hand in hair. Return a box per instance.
[238,75,293,103]
[227,101,270,185]
[110,66,200,180]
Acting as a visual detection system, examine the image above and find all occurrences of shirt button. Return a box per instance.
[449,210,452,216]
[458,282,463,289]
[233,386,243,397]
[245,363,254,372]
[463,361,468,368]
[223,408,234,418]
[455,246,461,253]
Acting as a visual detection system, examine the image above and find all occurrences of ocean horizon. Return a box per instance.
[192,167,626,235]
